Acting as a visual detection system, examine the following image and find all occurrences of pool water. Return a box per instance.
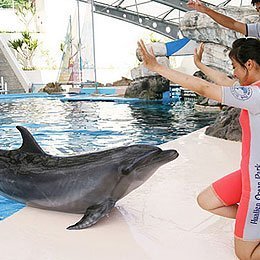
[0,97,218,155]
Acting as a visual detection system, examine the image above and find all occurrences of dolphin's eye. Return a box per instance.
[118,164,132,175]
[122,168,130,175]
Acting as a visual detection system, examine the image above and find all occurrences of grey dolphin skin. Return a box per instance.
[0,126,179,230]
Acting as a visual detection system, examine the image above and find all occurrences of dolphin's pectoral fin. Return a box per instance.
[66,198,116,230]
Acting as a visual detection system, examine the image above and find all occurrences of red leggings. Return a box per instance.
[212,170,248,239]
[212,169,242,206]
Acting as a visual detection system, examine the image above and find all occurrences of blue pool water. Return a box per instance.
[0,96,218,155]
[0,95,218,219]
[0,196,25,220]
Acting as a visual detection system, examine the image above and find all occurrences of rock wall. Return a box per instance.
[180,6,259,74]
[180,5,259,141]
[125,42,170,100]
[205,107,241,141]
[125,75,169,100]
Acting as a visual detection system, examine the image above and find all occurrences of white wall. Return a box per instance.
[0,9,23,32]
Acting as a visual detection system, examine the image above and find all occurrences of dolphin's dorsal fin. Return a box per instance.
[17,126,46,155]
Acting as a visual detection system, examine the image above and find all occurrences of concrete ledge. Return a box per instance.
[0,128,240,259]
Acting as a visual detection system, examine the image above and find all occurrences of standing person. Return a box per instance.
[187,0,260,38]
[138,38,260,259]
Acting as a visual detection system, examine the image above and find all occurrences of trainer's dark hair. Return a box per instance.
[229,38,260,68]
[252,0,260,5]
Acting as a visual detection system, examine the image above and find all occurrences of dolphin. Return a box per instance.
[0,126,179,230]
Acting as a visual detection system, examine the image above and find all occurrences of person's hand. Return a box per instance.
[187,0,207,13]
[193,42,204,67]
[137,40,159,72]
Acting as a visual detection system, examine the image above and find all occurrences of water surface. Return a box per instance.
[0,97,218,155]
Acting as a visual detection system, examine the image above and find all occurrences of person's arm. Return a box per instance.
[194,43,236,86]
[138,40,222,102]
[187,0,246,35]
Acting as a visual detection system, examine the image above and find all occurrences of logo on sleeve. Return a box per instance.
[230,86,252,101]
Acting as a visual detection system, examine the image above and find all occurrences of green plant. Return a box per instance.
[0,0,30,9]
[60,43,65,52]
[1,0,36,30]
[9,31,38,70]
[15,0,36,31]
[149,33,160,43]
[0,0,12,8]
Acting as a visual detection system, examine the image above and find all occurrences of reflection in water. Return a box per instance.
[0,97,218,155]
[129,101,217,142]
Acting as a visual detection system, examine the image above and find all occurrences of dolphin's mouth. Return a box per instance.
[134,148,179,171]
[156,149,179,163]
[143,148,178,166]
[120,147,178,175]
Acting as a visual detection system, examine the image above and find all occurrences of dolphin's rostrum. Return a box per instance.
[0,126,179,230]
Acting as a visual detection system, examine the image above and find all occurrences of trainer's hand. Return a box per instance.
[187,0,207,13]
[194,42,204,67]
[137,40,159,72]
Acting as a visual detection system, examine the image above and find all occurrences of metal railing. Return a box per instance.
[0,76,8,94]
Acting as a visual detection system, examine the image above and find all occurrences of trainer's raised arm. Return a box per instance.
[137,40,159,72]
[187,0,207,13]
[137,40,222,102]
[193,43,235,86]
[187,0,247,35]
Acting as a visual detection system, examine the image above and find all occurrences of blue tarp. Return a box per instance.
[166,38,198,56]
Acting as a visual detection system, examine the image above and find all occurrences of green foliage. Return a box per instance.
[9,38,23,50]
[15,0,36,15]
[9,31,38,52]
[60,43,65,52]
[1,1,36,30]
[15,0,36,30]
[149,33,160,43]
[0,0,29,9]
[9,31,38,70]
[0,0,12,8]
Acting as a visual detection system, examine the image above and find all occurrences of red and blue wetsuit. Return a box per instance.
[212,80,260,241]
